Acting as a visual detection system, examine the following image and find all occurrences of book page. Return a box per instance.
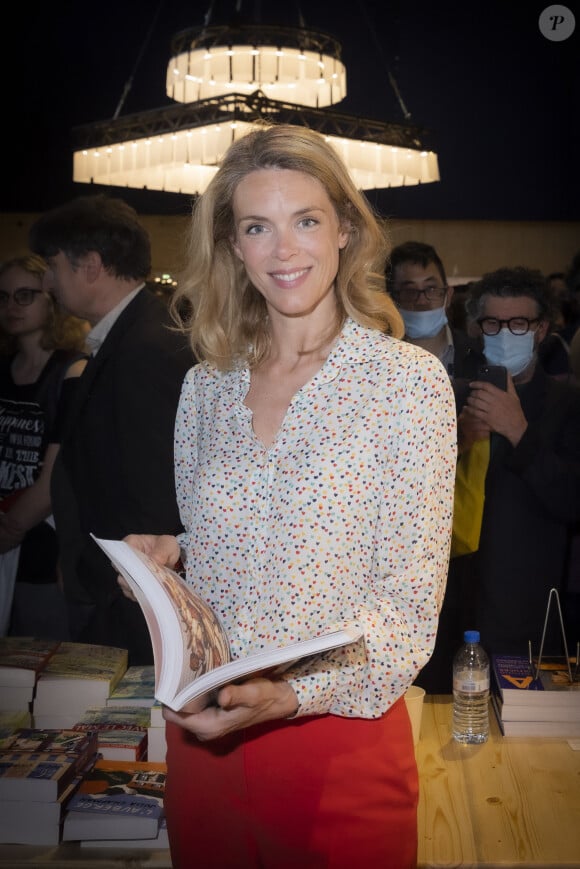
[93,536,363,713]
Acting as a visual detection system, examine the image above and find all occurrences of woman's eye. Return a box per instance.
[246,224,266,236]
[299,217,318,229]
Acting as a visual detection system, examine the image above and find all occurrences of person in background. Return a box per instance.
[119,124,457,869]
[0,254,87,639]
[456,266,580,657]
[386,241,484,692]
[28,195,195,664]
[537,271,575,380]
[385,240,484,390]
[556,260,580,344]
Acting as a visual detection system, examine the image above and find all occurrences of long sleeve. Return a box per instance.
[175,320,457,719]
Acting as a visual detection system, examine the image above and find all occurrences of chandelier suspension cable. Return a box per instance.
[356,0,411,121]
[113,0,167,119]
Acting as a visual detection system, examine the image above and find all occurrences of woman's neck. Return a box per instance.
[11,335,52,385]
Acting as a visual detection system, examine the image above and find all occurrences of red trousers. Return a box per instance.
[164,696,418,868]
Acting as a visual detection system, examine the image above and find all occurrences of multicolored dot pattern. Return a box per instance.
[175,319,457,718]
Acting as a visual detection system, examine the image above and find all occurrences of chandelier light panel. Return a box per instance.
[167,25,347,108]
[72,21,439,195]
[74,124,438,195]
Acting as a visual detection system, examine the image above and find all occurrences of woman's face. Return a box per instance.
[0,265,51,339]
[231,168,349,323]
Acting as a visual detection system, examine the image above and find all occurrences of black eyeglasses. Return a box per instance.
[0,288,43,307]
[477,316,540,336]
[393,286,448,305]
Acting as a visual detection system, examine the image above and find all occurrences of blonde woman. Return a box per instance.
[0,254,87,637]
[123,125,456,868]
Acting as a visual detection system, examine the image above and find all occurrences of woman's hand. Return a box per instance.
[117,533,181,601]
[163,677,299,741]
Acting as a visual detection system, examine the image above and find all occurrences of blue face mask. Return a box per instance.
[400,305,448,339]
[483,329,535,376]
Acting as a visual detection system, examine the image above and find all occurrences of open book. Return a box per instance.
[92,536,363,713]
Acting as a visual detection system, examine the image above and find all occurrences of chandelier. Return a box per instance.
[72,16,439,196]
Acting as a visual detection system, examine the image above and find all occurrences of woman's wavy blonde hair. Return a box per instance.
[0,254,88,355]
[171,123,403,370]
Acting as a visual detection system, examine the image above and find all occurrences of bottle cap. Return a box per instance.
[464,630,480,643]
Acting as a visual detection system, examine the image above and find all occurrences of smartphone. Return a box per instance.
[476,364,507,390]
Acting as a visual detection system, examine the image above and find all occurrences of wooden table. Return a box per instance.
[1,695,579,867]
[417,695,580,868]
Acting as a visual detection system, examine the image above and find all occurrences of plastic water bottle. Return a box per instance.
[452,630,489,744]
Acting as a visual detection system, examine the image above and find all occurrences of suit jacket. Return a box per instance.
[458,365,580,656]
[449,327,486,412]
[52,288,195,662]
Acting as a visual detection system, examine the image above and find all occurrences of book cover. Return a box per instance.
[0,637,61,688]
[73,706,150,761]
[62,759,167,842]
[92,535,363,712]
[34,642,129,721]
[0,710,32,747]
[0,727,98,763]
[73,705,151,731]
[106,665,156,708]
[492,654,580,708]
[0,749,92,801]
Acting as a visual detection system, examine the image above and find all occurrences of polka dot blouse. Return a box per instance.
[175,318,457,719]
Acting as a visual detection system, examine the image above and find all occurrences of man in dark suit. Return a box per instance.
[29,194,195,663]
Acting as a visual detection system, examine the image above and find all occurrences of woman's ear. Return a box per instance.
[230,235,244,262]
[338,228,350,250]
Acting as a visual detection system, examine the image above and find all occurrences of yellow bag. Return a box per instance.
[450,437,490,558]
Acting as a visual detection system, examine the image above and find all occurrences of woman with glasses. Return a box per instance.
[0,254,88,638]
[454,265,580,658]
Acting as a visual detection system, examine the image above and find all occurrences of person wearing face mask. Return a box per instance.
[454,266,580,659]
[386,241,484,392]
[386,243,485,692]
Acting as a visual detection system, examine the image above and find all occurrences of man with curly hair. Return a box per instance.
[455,265,580,657]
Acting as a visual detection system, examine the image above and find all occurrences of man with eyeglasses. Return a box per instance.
[455,266,580,661]
[385,241,484,387]
[385,241,486,692]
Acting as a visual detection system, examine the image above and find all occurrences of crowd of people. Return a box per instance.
[1,122,578,868]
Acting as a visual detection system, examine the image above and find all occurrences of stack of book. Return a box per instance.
[0,637,61,714]
[147,702,167,762]
[0,728,99,845]
[72,705,151,761]
[81,816,169,850]
[106,664,156,708]
[62,758,167,847]
[491,653,580,737]
[33,642,129,728]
